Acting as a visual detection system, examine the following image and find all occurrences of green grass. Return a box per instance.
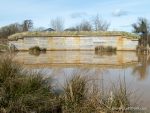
[8,31,140,41]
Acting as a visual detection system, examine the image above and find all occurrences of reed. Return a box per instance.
[61,74,132,113]
[0,56,60,113]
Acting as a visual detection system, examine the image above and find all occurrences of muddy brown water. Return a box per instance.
[2,51,150,111]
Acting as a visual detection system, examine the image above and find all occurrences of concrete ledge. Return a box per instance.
[8,31,140,41]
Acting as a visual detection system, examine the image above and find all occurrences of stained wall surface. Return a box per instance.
[9,36,138,50]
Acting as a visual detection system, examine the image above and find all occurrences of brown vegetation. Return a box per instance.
[95,46,117,52]
[29,46,46,56]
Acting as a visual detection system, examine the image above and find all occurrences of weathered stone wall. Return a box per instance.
[9,36,138,50]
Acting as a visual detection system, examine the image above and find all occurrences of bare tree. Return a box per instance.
[93,15,110,31]
[76,20,92,31]
[64,27,77,31]
[22,20,33,32]
[0,23,22,39]
[50,17,64,32]
[0,20,33,39]
[33,27,46,32]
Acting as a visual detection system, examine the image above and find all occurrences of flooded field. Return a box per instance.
[7,51,150,110]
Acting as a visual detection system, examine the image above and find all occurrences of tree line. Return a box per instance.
[0,20,33,39]
[51,15,110,32]
[0,15,110,39]
[0,16,150,48]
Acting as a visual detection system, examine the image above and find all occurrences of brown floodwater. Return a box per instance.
[8,51,150,110]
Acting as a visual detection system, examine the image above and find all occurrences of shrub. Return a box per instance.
[95,46,116,52]
[29,46,46,56]
[29,46,41,52]
[0,56,61,113]
[40,48,47,52]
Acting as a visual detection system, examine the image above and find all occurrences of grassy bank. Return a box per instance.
[0,55,141,113]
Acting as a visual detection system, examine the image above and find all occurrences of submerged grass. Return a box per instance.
[0,55,142,113]
[29,46,46,56]
[95,46,117,52]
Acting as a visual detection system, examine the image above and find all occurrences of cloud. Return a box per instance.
[70,12,88,19]
[112,9,129,17]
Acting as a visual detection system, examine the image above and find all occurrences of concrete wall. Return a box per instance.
[9,36,138,51]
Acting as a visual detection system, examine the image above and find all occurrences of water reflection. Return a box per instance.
[13,51,138,67]
[33,66,150,109]
[1,51,150,109]
[132,54,150,80]
[95,51,116,56]
[12,51,150,80]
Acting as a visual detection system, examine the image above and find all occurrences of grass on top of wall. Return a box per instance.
[8,31,140,41]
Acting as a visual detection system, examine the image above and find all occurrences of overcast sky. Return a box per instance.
[0,0,149,32]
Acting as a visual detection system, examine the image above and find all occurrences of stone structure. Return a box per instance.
[9,35,138,51]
